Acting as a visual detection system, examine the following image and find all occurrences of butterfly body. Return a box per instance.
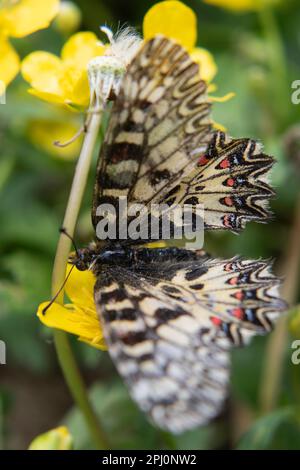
[73,244,206,271]
[69,36,286,433]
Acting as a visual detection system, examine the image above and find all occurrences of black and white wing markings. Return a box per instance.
[93,247,285,433]
[161,131,275,232]
[92,35,212,232]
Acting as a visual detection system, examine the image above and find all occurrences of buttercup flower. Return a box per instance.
[22,1,228,111]
[21,31,105,110]
[37,264,106,350]
[54,1,82,35]
[0,0,59,86]
[203,0,279,12]
[143,0,217,83]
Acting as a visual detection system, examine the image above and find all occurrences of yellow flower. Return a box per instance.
[54,1,82,36]
[37,264,106,350]
[143,1,217,83]
[27,117,83,160]
[22,0,225,110]
[21,31,105,110]
[143,1,234,111]
[28,426,73,450]
[0,0,59,86]
[203,0,279,12]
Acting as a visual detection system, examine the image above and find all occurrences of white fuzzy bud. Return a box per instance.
[88,56,126,107]
[87,26,142,108]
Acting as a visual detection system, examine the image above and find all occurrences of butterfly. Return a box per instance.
[70,36,286,434]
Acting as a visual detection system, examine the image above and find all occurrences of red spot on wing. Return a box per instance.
[234,291,244,301]
[198,155,209,166]
[223,215,232,228]
[229,276,239,285]
[224,263,232,272]
[219,158,230,169]
[232,307,244,319]
[226,178,235,187]
[224,196,234,206]
[211,316,222,326]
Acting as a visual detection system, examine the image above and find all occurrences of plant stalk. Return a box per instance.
[50,110,110,450]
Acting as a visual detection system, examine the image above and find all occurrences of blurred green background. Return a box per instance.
[0,0,300,450]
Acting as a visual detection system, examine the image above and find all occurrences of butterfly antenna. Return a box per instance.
[42,264,75,315]
[59,226,80,257]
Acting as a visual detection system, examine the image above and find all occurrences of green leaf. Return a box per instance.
[237,408,300,450]
[64,381,159,450]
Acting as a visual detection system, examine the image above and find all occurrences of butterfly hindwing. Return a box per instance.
[161,131,275,232]
[92,36,212,233]
[93,247,285,432]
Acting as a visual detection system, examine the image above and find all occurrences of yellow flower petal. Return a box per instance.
[27,118,82,160]
[210,91,235,102]
[190,47,217,83]
[0,36,20,85]
[79,335,107,350]
[65,263,96,310]
[213,121,227,132]
[203,0,278,12]
[29,426,73,450]
[21,51,64,97]
[61,31,105,69]
[207,83,217,93]
[37,264,107,349]
[145,241,167,248]
[37,301,106,350]
[27,88,67,106]
[143,0,197,50]
[2,0,59,38]
[59,64,90,107]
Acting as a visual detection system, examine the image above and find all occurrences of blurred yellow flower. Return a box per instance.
[22,0,224,110]
[28,426,73,450]
[203,0,279,12]
[143,1,217,83]
[21,31,104,110]
[54,1,82,35]
[143,1,234,125]
[0,0,59,86]
[37,264,106,350]
[27,117,83,160]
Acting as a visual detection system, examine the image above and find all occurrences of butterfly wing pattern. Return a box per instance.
[93,248,285,432]
[92,35,212,233]
[162,131,275,232]
[71,36,286,433]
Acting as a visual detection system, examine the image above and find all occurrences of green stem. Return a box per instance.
[51,110,110,450]
[52,112,102,298]
[257,6,295,416]
[260,194,300,413]
[54,331,110,449]
[258,6,290,126]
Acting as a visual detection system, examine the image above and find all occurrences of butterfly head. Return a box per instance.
[69,247,97,271]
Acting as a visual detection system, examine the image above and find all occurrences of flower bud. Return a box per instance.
[88,55,126,107]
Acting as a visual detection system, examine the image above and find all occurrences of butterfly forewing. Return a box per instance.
[92,36,212,234]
